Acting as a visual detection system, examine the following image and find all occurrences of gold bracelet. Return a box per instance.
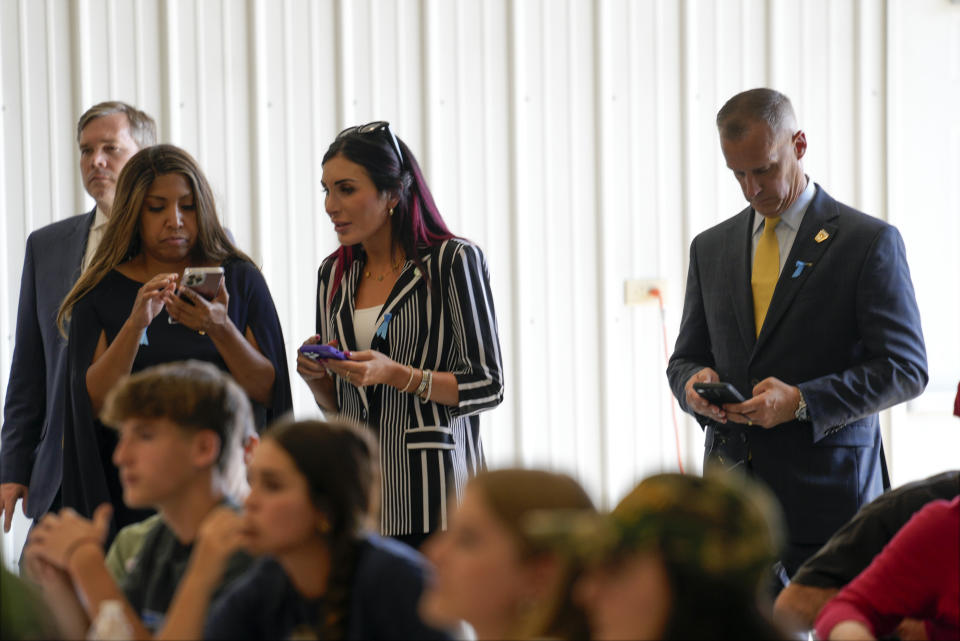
[401,366,416,393]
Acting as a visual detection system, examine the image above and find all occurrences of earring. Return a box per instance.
[388,207,394,217]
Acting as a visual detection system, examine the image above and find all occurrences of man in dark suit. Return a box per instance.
[666,88,928,580]
[0,102,157,533]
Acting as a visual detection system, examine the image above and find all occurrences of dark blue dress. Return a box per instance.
[61,258,292,534]
[204,534,452,640]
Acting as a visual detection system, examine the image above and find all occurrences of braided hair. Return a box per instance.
[266,418,379,640]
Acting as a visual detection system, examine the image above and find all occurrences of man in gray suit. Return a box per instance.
[0,102,157,532]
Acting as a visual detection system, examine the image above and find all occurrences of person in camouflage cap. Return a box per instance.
[527,470,790,640]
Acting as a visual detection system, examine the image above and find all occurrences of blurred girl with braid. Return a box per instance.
[162,418,452,640]
[295,122,504,549]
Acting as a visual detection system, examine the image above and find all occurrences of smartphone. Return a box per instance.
[693,382,746,405]
[168,266,225,325]
[300,344,347,361]
[182,266,225,301]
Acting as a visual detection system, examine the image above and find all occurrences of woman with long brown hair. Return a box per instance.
[57,144,291,534]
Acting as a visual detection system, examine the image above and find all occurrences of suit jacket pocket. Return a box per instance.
[405,426,456,451]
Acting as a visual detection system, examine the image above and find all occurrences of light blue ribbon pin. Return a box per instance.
[375,313,393,340]
[139,329,149,346]
[791,260,812,278]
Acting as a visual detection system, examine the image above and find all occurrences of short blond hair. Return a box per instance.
[101,360,253,475]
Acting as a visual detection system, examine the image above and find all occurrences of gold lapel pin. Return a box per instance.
[814,229,830,243]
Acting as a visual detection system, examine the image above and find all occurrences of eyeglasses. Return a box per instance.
[336,121,404,167]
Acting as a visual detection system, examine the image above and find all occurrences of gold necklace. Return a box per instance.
[364,256,405,281]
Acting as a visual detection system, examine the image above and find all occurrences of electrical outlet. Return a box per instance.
[624,279,666,305]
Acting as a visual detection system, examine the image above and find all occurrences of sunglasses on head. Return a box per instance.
[336,121,404,167]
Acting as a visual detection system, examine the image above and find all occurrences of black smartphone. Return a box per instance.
[693,382,746,405]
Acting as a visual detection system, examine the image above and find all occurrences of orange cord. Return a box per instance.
[650,288,685,474]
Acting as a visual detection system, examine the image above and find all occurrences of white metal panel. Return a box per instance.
[474,0,517,468]
[134,0,164,147]
[509,0,551,471]
[854,0,886,216]
[562,0,602,498]
[220,0,253,250]
[884,0,960,484]
[0,0,15,414]
[596,0,634,505]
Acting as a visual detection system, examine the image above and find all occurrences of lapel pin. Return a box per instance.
[814,229,829,243]
[791,261,813,278]
[374,312,393,340]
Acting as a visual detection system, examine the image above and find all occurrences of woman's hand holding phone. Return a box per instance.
[296,336,340,412]
[164,278,229,335]
[296,337,342,380]
[322,349,411,390]
[130,273,178,329]
[297,337,409,391]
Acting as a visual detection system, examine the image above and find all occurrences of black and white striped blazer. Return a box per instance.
[316,238,504,536]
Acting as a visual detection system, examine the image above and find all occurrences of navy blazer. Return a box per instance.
[667,185,927,560]
[1,210,95,518]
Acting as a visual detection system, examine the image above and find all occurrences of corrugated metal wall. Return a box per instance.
[3,0,959,561]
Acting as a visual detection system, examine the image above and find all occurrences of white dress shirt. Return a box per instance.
[751,176,817,274]
[81,206,110,272]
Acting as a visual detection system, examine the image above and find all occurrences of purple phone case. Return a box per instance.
[300,344,347,360]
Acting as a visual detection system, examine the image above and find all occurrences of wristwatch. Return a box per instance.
[795,391,810,422]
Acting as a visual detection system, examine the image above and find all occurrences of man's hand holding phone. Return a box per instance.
[723,377,802,429]
[685,368,728,423]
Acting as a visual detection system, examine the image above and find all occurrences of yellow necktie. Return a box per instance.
[752,216,781,336]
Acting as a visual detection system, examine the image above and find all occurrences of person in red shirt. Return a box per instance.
[815,496,959,641]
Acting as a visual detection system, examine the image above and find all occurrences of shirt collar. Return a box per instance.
[92,205,110,231]
[752,175,816,233]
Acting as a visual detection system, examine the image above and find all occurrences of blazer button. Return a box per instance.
[361,408,368,421]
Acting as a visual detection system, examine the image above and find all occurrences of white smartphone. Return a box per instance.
[168,266,225,325]
[181,266,225,300]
